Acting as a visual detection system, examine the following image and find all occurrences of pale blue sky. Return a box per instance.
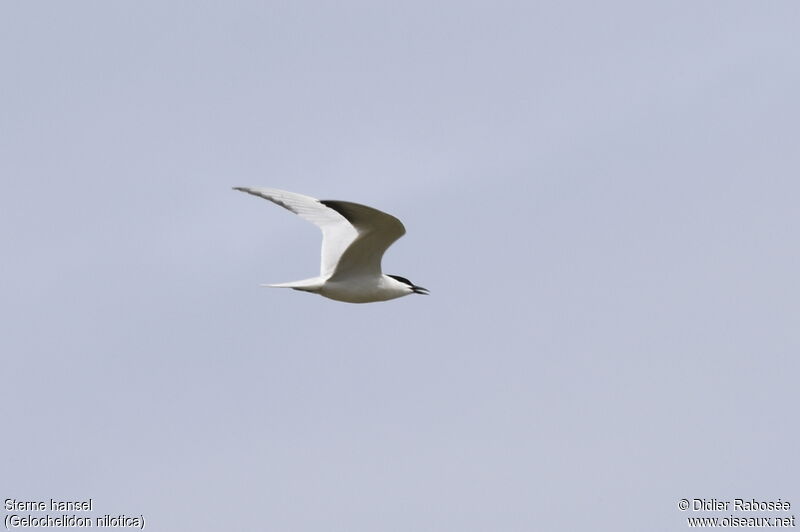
[2,2,799,530]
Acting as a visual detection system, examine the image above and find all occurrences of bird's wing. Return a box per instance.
[320,200,406,280]
[233,187,358,277]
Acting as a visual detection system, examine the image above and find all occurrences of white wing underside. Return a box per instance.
[234,187,405,279]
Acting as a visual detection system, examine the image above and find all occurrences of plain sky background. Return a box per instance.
[2,2,798,531]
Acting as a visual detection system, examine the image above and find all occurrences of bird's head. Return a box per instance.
[387,274,429,295]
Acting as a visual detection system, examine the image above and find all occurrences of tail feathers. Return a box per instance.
[262,277,324,292]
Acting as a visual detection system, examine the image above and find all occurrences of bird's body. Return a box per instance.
[273,274,416,304]
[234,187,428,303]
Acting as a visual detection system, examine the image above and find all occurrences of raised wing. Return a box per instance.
[321,200,406,280]
[233,187,358,277]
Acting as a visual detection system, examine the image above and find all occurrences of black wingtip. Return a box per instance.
[233,187,258,197]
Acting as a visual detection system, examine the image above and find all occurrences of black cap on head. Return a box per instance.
[388,274,429,295]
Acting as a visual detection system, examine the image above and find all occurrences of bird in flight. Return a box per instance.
[234,187,428,303]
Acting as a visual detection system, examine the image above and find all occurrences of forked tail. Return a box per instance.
[262,277,324,293]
